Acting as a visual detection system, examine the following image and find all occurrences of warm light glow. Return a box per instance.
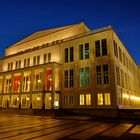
[37,97,40,101]
[18,82,20,85]
[27,81,30,84]
[38,79,41,83]
[26,97,29,101]
[49,97,51,100]
[80,94,84,105]
[54,101,59,107]
[123,94,129,99]
[98,93,103,105]
[130,95,140,101]
[17,97,19,101]
[49,77,52,81]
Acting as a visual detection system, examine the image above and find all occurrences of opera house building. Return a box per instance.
[0,22,140,110]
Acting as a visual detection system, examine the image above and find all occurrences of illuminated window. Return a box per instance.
[80,94,84,105]
[79,44,83,60]
[102,39,107,56]
[86,94,91,105]
[97,93,103,105]
[85,43,89,59]
[95,40,100,57]
[104,93,111,105]
[96,65,101,85]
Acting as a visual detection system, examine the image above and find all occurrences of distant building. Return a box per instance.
[0,22,140,109]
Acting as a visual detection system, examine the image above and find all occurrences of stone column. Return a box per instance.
[51,64,55,109]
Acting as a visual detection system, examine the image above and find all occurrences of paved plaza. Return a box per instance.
[0,114,140,140]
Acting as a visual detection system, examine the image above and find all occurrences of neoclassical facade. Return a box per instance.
[0,22,140,109]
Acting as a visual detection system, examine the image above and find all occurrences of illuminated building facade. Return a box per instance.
[0,22,140,109]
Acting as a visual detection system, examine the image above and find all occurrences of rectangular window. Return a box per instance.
[95,40,100,57]
[121,70,124,87]
[96,65,101,85]
[44,54,47,63]
[85,67,90,87]
[80,68,84,87]
[33,56,36,66]
[8,63,10,71]
[48,53,51,63]
[86,94,91,105]
[116,66,120,86]
[15,61,18,69]
[70,47,74,62]
[102,39,107,56]
[85,43,89,59]
[123,53,125,66]
[104,93,111,105]
[80,94,84,105]
[11,62,13,70]
[24,59,26,67]
[37,56,40,65]
[18,61,21,69]
[119,47,122,62]
[97,93,103,105]
[69,96,74,105]
[113,40,118,58]
[79,44,83,60]
[64,70,68,88]
[69,69,74,87]
[103,64,109,84]
[27,58,30,67]
[65,48,68,63]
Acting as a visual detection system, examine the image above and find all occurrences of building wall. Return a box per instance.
[113,32,140,109]
[61,29,117,109]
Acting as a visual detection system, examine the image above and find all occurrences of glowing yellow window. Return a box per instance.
[97,93,103,105]
[104,93,111,105]
[86,94,91,105]
[80,94,84,105]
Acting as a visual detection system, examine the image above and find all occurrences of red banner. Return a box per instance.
[14,75,21,92]
[46,69,52,90]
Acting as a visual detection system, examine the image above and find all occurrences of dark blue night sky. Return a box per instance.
[0,0,140,64]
